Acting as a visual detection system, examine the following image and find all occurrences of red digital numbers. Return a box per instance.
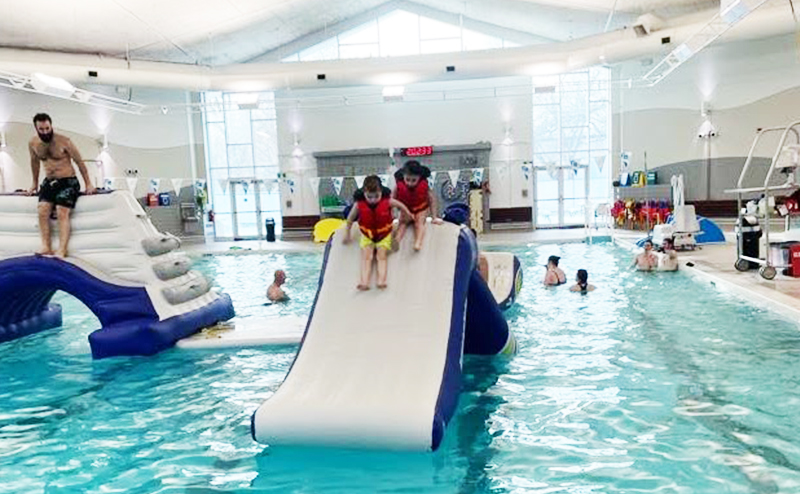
[401,146,433,157]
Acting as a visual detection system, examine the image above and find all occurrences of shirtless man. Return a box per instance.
[28,113,96,258]
[632,239,658,271]
[266,270,288,302]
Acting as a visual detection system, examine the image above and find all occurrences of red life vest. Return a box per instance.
[357,193,393,241]
[395,179,430,214]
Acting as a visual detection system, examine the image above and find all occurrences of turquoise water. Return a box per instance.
[3,244,800,493]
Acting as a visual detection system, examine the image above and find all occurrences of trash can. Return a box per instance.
[265,218,276,242]
[736,215,761,270]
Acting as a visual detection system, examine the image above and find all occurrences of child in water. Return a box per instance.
[344,175,412,290]
[393,160,441,251]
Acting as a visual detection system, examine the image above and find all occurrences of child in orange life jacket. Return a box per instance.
[393,160,442,251]
[344,175,412,291]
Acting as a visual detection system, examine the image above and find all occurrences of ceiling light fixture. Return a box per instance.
[30,72,76,98]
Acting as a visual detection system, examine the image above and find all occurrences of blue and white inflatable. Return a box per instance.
[0,191,234,359]
[252,222,516,451]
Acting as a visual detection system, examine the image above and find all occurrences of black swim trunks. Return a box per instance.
[38,177,81,209]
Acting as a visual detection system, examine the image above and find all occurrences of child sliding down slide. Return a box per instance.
[344,175,412,290]
[393,160,442,251]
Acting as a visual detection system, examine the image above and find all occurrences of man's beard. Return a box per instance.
[38,131,54,143]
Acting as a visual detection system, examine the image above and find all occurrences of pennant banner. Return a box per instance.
[521,164,531,181]
[194,179,207,193]
[103,177,115,190]
[429,171,438,187]
[170,178,183,195]
[126,177,138,193]
[331,177,343,195]
[354,175,366,188]
[448,169,460,184]
[595,154,606,172]
[546,161,558,180]
[148,178,161,193]
[496,165,508,180]
[217,179,229,194]
[286,178,296,194]
[378,174,391,189]
[472,167,485,183]
[260,179,276,194]
[308,177,321,198]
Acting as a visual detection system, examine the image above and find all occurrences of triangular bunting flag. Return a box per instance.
[218,179,229,194]
[378,174,391,188]
[521,164,531,181]
[472,167,484,183]
[448,169,460,184]
[194,179,206,190]
[430,171,438,183]
[594,154,606,172]
[170,178,183,195]
[285,178,296,194]
[354,175,366,188]
[308,177,321,198]
[102,177,115,190]
[148,178,161,193]
[126,177,138,193]
[332,177,343,195]
[546,161,558,180]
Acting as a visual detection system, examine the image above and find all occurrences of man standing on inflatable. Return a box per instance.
[28,113,96,258]
[393,160,441,251]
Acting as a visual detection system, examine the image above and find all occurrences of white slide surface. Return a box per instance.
[176,315,306,349]
[252,222,466,451]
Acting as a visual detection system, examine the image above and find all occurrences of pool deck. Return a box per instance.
[614,230,800,322]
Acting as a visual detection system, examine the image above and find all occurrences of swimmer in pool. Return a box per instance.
[267,270,288,302]
[632,239,658,271]
[569,269,595,293]
[543,255,566,286]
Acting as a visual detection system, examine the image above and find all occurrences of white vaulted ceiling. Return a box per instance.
[0,0,722,66]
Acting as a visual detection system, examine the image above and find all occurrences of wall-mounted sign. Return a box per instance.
[401,146,434,157]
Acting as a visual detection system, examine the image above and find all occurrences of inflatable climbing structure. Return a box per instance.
[0,191,234,359]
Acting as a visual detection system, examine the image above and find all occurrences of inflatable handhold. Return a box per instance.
[162,273,212,305]
[152,256,192,280]
[142,234,181,257]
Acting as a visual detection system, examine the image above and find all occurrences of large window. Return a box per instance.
[532,66,610,227]
[202,92,282,240]
[281,9,518,62]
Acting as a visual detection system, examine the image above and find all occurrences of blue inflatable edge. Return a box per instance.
[0,303,62,343]
[252,232,334,442]
[430,227,476,451]
[497,255,522,311]
[464,270,512,355]
[89,293,235,359]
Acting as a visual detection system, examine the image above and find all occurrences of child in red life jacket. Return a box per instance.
[344,175,412,290]
[393,160,442,251]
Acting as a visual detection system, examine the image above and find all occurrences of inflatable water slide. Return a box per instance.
[0,191,234,359]
[252,222,516,451]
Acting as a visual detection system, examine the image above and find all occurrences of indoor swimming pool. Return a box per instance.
[2,242,800,493]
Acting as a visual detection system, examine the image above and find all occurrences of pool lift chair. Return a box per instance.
[725,120,800,280]
[651,174,701,251]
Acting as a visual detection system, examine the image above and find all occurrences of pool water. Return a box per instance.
[3,244,800,493]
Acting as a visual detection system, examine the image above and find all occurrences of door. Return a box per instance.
[230,179,262,239]
[534,162,589,227]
